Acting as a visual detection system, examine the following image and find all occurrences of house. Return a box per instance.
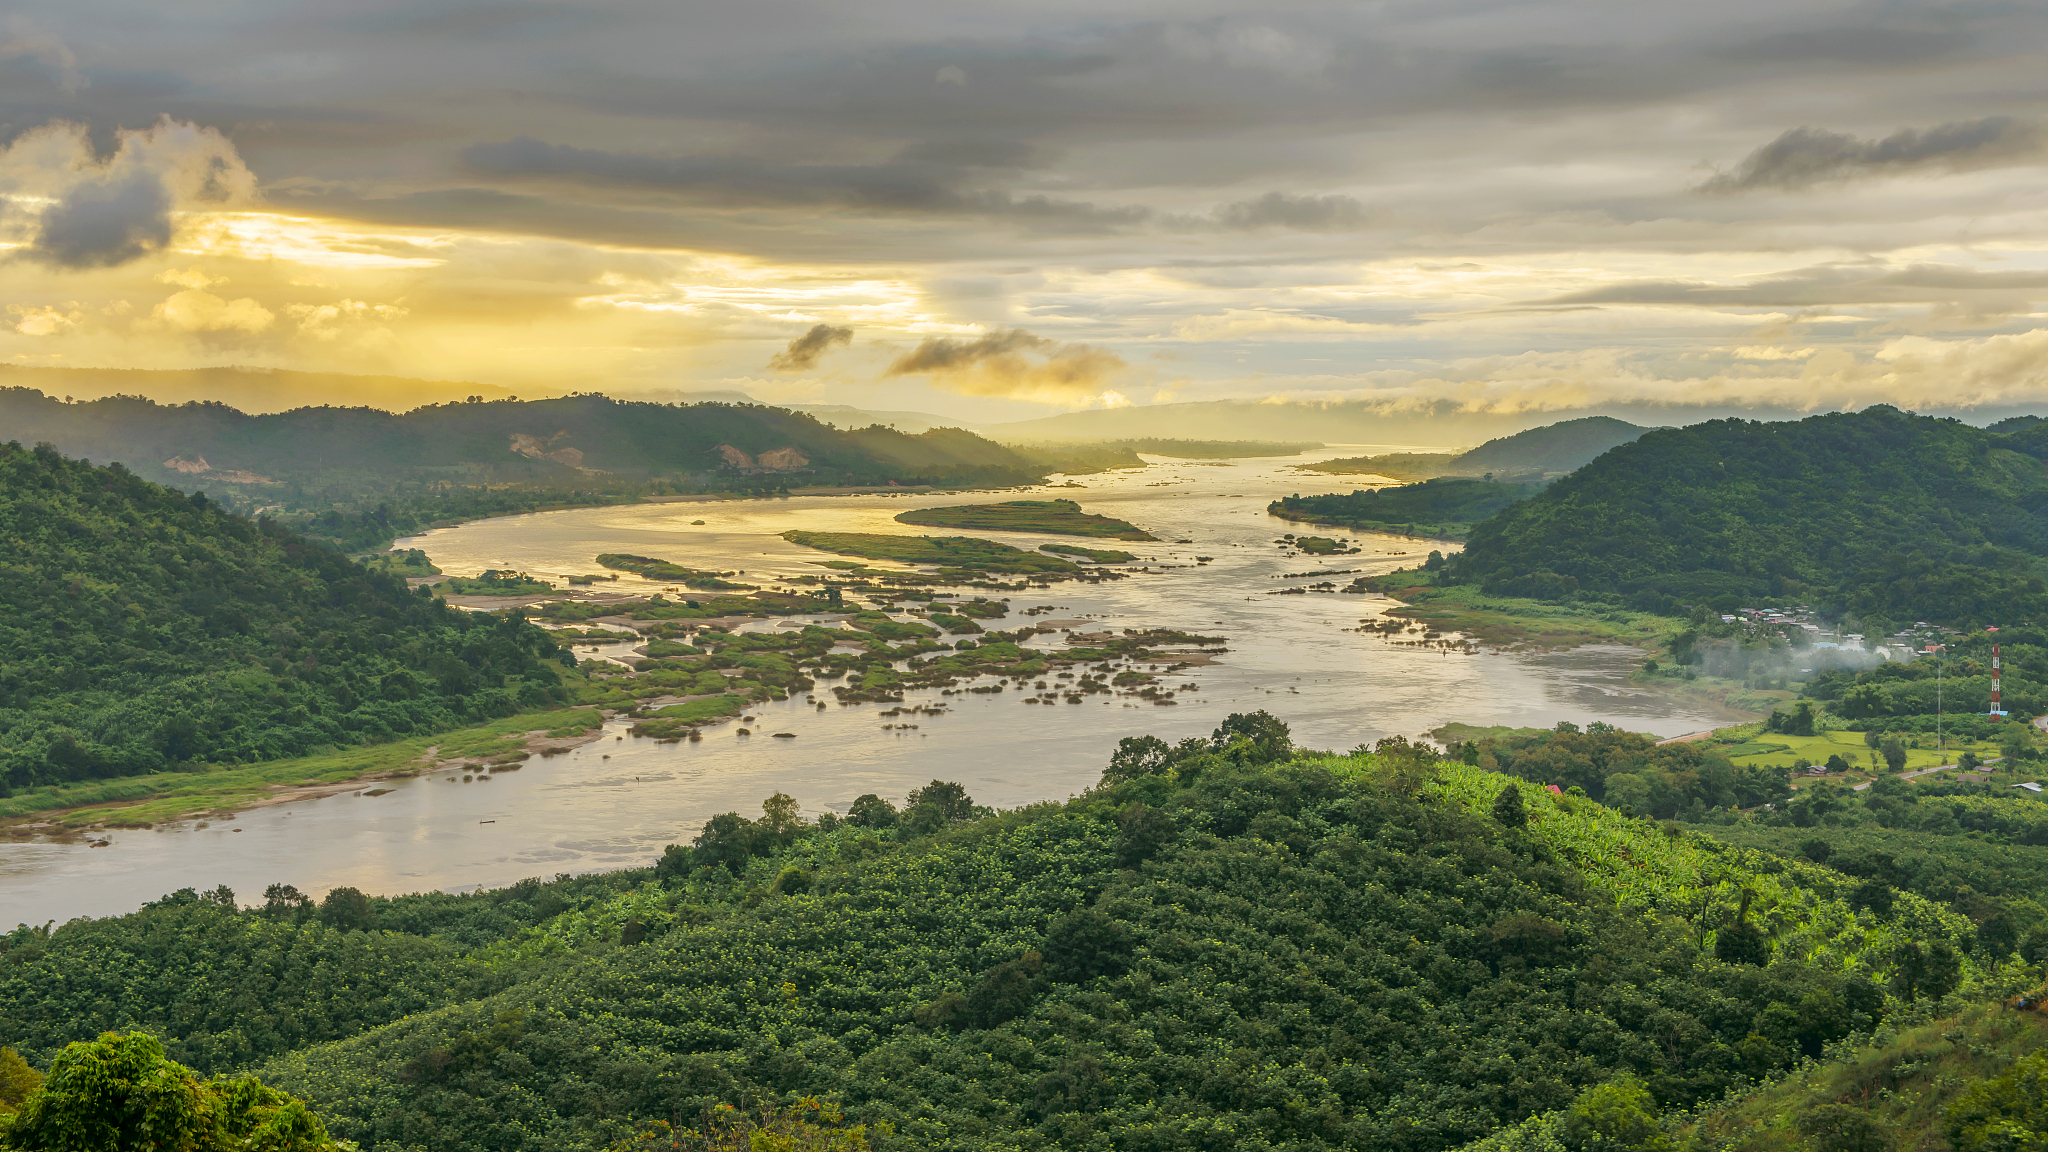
[2013,782,2044,793]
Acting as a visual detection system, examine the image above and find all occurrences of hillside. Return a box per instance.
[1448,406,2048,625]
[0,443,575,786]
[0,390,1048,512]
[1272,477,1543,540]
[0,717,1993,1152]
[1300,416,1654,480]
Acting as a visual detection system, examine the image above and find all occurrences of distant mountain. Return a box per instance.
[1449,406,2048,625]
[0,363,515,413]
[0,389,1046,502]
[1298,416,1656,481]
[1454,416,1658,475]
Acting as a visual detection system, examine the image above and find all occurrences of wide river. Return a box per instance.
[4,448,1728,925]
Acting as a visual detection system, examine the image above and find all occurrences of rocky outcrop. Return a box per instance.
[714,444,811,471]
[509,432,590,470]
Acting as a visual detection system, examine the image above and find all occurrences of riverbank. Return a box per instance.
[0,708,606,834]
[1365,573,1788,722]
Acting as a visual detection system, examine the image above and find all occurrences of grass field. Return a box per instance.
[892,499,1156,540]
[0,709,605,830]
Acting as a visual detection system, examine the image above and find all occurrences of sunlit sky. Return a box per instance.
[3,0,2047,422]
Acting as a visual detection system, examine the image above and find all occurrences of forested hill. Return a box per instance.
[1448,406,2048,625]
[0,442,574,788]
[0,389,1045,500]
[1454,415,1653,475]
[0,719,1980,1152]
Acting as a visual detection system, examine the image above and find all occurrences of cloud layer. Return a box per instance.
[1,1,2047,421]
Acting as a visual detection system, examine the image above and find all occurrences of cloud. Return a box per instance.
[883,327,1126,402]
[1215,191,1369,231]
[153,289,274,333]
[767,323,853,371]
[1535,262,2048,309]
[0,118,258,268]
[1698,117,2044,193]
[463,136,1148,228]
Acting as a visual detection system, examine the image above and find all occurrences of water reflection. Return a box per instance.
[2,448,1727,924]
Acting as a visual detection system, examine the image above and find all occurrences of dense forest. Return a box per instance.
[2,714,2005,1152]
[1271,478,1543,539]
[0,442,575,787]
[1446,406,2048,625]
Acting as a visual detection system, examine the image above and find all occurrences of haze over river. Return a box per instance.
[4,449,1727,925]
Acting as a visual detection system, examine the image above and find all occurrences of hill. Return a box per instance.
[1300,416,1655,481]
[0,390,1047,507]
[1446,406,2048,625]
[1272,477,1544,540]
[0,363,516,413]
[0,716,1992,1152]
[0,442,576,787]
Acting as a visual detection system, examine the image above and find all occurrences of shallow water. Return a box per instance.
[2,449,1727,925]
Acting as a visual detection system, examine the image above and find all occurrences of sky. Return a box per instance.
[2,0,2047,423]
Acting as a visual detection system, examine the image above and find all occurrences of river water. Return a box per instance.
[2,449,1727,925]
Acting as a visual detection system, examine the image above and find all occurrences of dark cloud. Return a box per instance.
[1699,117,2043,193]
[768,324,853,371]
[463,136,1147,228]
[884,327,1124,400]
[28,168,171,267]
[1215,191,1369,231]
[1536,262,2048,308]
[1712,25,1970,66]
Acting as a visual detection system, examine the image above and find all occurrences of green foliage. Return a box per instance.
[0,1031,340,1151]
[0,872,648,1072]
[779,531,1085,577]
[1273,477,1542,540]
[0,442,574,787]
[1448,406,2048,623]
[594,555,751,591]
[1037,543,1136,562]
[891,499,1155,540]
[1460,722,1772,817]
[0,1049,38,1116]
[1949,1049,2048,1152]
[1562,1076,1667,1152]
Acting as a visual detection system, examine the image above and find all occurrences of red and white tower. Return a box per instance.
[1993,643,2005,717]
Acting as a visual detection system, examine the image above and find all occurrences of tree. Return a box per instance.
[1492,784,1527,829]
[0,1047,40,1116]
[760,791,806,844]
[262,883,312,921]
[905,780,977,822]
[694,812,757,875]
[1115,802,1176,866]
[0,1031,340,1151]
[1880,735,1909,773]
[1102,735,1175,785]
[1960,751,1983,772]
[1210,711,1292,764]
[1562,1075,1667,1152]
[1715,890,1770,966]
[846,794,897,829]
[317,887,372,932]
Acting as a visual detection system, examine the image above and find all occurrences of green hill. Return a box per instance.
[0,716,1994,1152]
[1447,406,2048,624]
[0,442,576,787]
[1272,477,1544,540]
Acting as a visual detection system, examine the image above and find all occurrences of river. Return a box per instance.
[2,448,1729,925]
